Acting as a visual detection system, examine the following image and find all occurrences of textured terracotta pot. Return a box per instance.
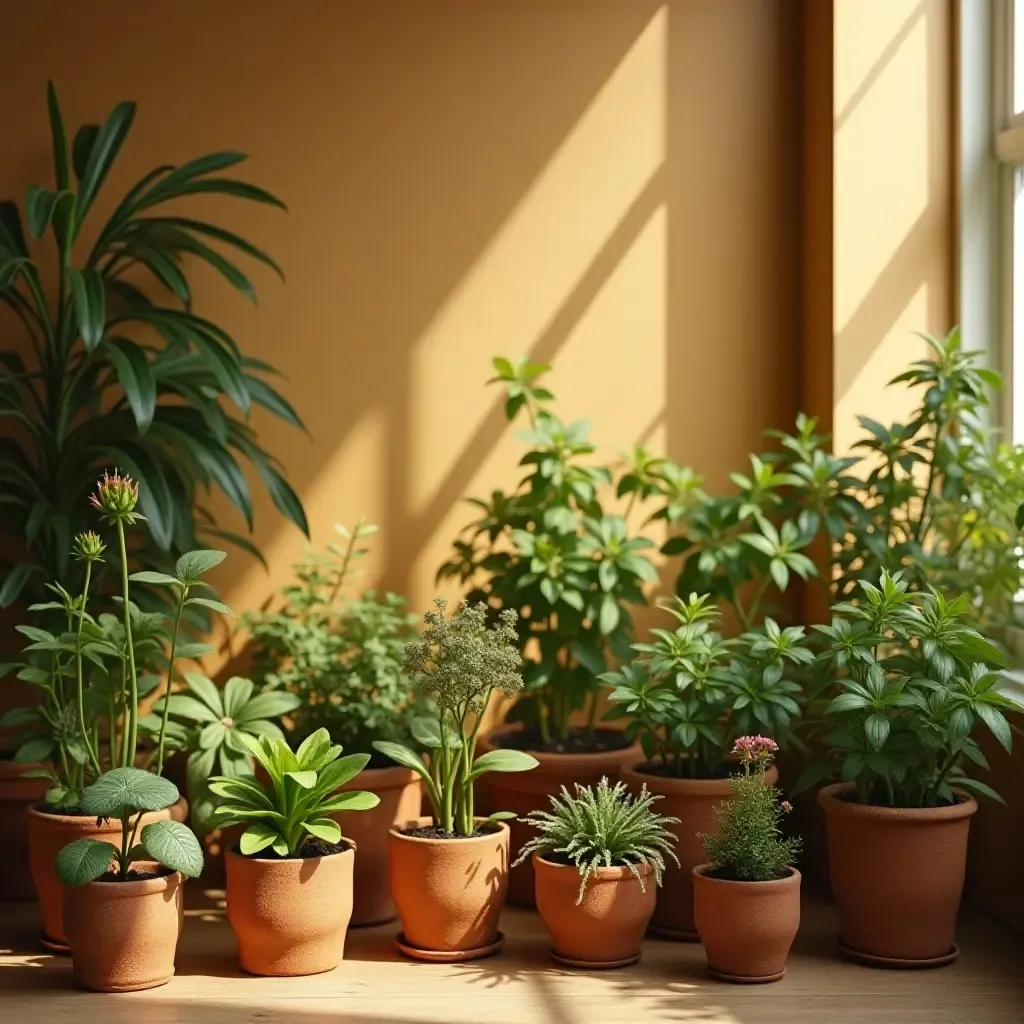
[0,759,48,901]
[534,853,656,967]
[692,865,801,983]
[620,760,778,939]
[225,840,355,976]
[26,795,187,951]
[389,816,509,958]
[478,724,640,907]
[819,782,977,965]
[63,867,183,992]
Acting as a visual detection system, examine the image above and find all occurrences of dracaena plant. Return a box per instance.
[54,768,203,885]
[0,81,307,611]
[210,728,380,857]
[437,358,659,747]
[373,599,538,836]
[601,594,811,778]
[793,571,1018,808]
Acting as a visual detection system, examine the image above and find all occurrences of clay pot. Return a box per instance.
[63,867,183,992]
[619,760,778,939]
[692,865,801,983]
[388,816,509,959]
[478,724,640,907]
[818,782,977,966]
[0,759,48,901]
[225,840,355,976]
[533,853,656,968]
[26,796,187,952]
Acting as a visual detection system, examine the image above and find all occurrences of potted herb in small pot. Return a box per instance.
[601,594,809,939]
[693,736,801,983]
[373,599,538,961]
[794,571,1018,967]
[210,728,380,976]
[515,777,678,969]
[54,768,203,992]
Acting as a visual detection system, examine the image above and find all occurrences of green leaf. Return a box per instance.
[80,767,179,817]
[222,676,255,718]
[47,81,70,191]
[105,338,155,431]
[865,713,890,751]
[141,819,204,877]
[303,818,342,843]
[371,741,432,781]
[234,690,301,724]
[183,672,224,716]
[186,596,233,615]
[128,570,181,586]
[0,564,39,608]
[239,822,281,856]
[285,770,317,789]
[486,811,517,822]
[976,704,1012,753]
[175,549,226,581]
[14,737,54,764]
[950,776,1005,805]
[75,100,136,226]
[319,791,380,814]
[469,749,539,780]
[250,458,309,538]
[67,268,106,352]
[410,717,463,750]
[598,593,620,634]
[55,839,118,887]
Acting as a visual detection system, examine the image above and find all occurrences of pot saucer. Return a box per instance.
[708,965,786,984]
[838,941,959,970]
[647,924,699,942]
[394,931,504,963]
[40,933,69,955]
[551,950,640,970]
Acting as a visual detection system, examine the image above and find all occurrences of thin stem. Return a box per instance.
[155,585,188,775]
[74,561,102,776]
[119,812,131,879]
[117,657,129,767]
[327,524,359,608]
[116,519,140,768]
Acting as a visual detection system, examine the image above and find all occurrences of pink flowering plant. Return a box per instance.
[699,736,801,882]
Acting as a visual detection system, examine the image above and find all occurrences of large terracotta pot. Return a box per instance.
[533,853,656,968]
[619,760,778,939]
[333,765,421,926]
[478,724,640,907]
[389,816,508,960]
[818,782,976,966]
[26,796,188,952]
[63,867,183,992]
[0,759,48,901]
[692,865,801,983]
[225,840,355,976]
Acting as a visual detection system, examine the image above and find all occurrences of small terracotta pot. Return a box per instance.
[619,760,778,939]
[26,796,188,952]
[0,759,48,901]
[533,853,656,968]
[478,724,639,907]
[63,867,183,992]
[389,816,509,959]
[692,865,801,983]
[225,840,355,976]
[819,782,977,966]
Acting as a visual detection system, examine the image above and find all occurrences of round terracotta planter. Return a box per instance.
[478,724,640,907]
[533,853,656,968]
[818,782,977,966]
[26,795,188,952]
[0,759,48,901]
[388,816,509,960]
[63,867,183,992]
[619,760,778,940]
[692,865,801,983]
[225,840,355,976]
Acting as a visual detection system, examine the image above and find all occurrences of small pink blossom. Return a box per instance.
[780,800,793,814]
[732,735,779,765]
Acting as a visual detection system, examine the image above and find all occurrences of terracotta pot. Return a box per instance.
[692,865,801,983]
[25,795,187,952]
[818,782,977,966]
[0,759,48,901]
[478,724,640,907]
[334,765,421,926]
[63,866,183,992]
[388,816,508,959]
[533,853,656,968]
[225,840,355,976]
[619,760,778,939]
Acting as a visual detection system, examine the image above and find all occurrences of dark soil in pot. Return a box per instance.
[491,726,633,756]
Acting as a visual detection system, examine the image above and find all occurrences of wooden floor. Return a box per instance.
[1,889,1021,1024]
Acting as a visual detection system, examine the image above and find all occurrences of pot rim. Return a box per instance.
[72,864,181,897]
[533,850,655,880]
[479,722,638,767]
[691,863,801,889]
[388,815,510,845]
[817,782,978,822]
[226,836,356,865]
[620,758,778,794]
[26,794,189,827]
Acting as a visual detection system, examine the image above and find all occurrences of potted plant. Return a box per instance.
[244,519,424,924]
[515,777,678,969]
[692,736,801,983]
[794,571,1018,967]
[210,728,380,976]
[373,599,538,961]
[601,593,810,939]
[439,358,657,903]
[53,767,203,991]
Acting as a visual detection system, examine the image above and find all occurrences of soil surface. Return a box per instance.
[540,850,638,869]
[492,727,633,757]
[700,866,791,882]
[400,824,501,841]
[634,761,732,781]
[835,790,961,809]
[33,803,93,817]
[98,867,175,883]
[238,838,349,860]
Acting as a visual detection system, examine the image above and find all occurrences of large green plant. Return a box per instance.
[0,83,307,609]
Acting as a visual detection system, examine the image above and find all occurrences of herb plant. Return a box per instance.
[210,728,379,857]
[699,736,800,882]
[514,777,679,903]
[373,599,538,836]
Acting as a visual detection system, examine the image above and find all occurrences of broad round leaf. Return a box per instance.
[141,820,204,878]
[469,749,539,779]
[55,838,117,886]
[303,817,342,843]
[80,767,179,817]
[239,822,281,856]
[175,549,226,581]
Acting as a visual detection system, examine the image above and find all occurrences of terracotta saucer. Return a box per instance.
[708,965,786,984]
[40,933,69,955]
[647,924,699,942]
[394,931,505,963]
[551,950,640,970]
[838,941,959,970]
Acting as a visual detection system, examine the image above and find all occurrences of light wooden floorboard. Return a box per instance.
[1,890,1021,1024]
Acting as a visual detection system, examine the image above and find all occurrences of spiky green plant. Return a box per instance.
[514,777,679,903]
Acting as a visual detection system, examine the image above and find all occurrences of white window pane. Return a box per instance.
[1014,168,1024,442]
[1016,0,1024,113]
